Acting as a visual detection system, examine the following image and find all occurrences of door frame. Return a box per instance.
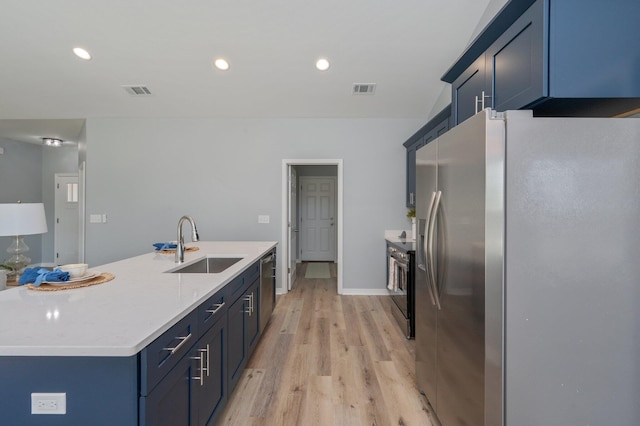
[281,159,343,295]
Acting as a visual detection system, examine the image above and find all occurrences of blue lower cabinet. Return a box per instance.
[245,278,260,356]
[194,316,227,426]
[0,259,265,425]
[141,311,228,426]
[227,291,248,393]
[227,277,261,395]
[140,353,195,426]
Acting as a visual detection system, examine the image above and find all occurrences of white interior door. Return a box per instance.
[299,177,336,261]
[287,167,298,290]
[54,174,79,265]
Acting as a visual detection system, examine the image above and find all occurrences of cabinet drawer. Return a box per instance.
[140,310,198,395]
[198,290,227,333]
[244,261,260,284]
[227,261,260,303]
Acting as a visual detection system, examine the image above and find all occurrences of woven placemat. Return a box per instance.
[26,272,115,291]
[156,246,200,254]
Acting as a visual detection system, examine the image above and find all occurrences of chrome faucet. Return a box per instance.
[175,215,200,263]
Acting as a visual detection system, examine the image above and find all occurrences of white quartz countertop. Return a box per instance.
[0,241,276,357]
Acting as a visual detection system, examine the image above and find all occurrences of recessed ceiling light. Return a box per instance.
[316,58,330,71]
[42,138,63,147]
[213,58,230,71]
[72,47,92,60]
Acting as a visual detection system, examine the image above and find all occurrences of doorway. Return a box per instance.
[54,173,79,265]
[281,159,343,295]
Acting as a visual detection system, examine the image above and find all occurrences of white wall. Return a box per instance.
[84,117,421,292]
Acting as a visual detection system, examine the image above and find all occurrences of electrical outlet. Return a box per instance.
[31,393,66,415]
[258,215,270,224]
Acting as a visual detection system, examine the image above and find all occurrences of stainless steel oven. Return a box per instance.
[386,240,415,339]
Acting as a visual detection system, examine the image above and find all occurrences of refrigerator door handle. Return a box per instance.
[420,191,437,271]
[419,192,438,306]
[428,190,442,310]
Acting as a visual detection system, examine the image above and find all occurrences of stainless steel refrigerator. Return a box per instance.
[415,109,640,426]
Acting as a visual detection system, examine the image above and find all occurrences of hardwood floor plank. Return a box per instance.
[245,333,294,418]
[341,295,365,347]
[355,297,392,362]
[294,282,315,345]
[217,262,434,426]
[302,375,334,425]
[279,297,303,335]
[311,317,332,376]
[219,368,265,425]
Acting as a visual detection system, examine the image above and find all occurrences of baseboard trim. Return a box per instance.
[340,289,391,296]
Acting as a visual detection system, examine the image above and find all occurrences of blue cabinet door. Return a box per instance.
[140,353,194,426]
[194,316,227,426]
[485,0,545,112]
[245,278,260,356]
[452,56,486,125]
[227,293,247,393]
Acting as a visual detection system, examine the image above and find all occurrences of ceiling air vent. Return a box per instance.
[122,85,153,96]
[352,83,376,95]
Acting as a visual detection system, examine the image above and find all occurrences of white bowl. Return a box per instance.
[60,263,88,278]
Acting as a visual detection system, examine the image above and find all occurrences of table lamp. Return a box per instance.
[0,202,48,279]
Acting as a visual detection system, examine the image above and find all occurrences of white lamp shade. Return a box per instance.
[0,203,48,236]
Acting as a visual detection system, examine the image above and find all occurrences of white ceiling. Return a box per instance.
[0,0,502,143]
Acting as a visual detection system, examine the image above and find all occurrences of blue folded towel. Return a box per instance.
[19,267,70,287]
[153,242,177,251]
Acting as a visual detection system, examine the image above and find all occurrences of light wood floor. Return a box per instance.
[218,262,438,426]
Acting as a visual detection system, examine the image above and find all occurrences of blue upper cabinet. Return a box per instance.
[404,106,450,208]
[452,55,488,127]
[445,0,640,125]
[485,0,544,113]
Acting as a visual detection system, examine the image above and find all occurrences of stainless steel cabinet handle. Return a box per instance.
[162,332,192,354]
[190,349,205,386]
[428,191,442,310]
[204,344,210,377]
[205,302,225,315]
[481,90,492,110]
[410,192,414,205]
[475,91,492,114]
[244,293,254,315]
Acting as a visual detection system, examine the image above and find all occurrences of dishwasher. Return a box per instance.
[259,249,276,332]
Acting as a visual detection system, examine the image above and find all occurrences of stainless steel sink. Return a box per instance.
[169,257,243,274]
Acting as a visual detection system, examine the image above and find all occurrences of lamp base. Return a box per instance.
[4,235,31,277]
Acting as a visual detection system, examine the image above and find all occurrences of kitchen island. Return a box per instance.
[0,240,277,425]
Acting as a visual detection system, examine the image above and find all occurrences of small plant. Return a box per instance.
[0,264,14,271]
[406,208,416,219]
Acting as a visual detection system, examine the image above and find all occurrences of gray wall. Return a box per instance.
[84,117,421,292]
[0,138,44,265]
